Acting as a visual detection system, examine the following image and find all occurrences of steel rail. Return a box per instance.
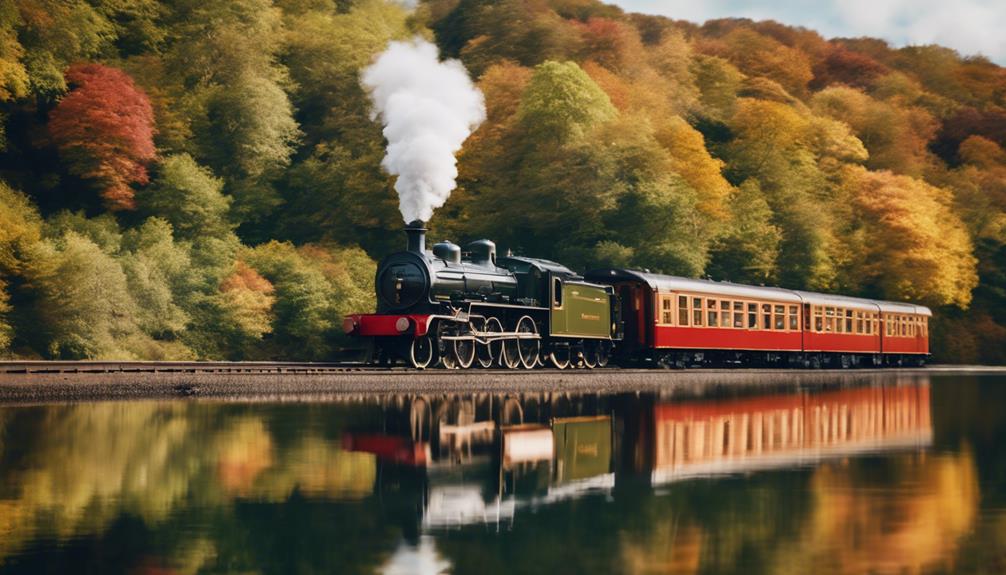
[0,361,385,374]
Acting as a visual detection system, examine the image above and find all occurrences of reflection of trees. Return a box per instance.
[772,451,979,574]
[0,402,380,572]
[1,381,984,575]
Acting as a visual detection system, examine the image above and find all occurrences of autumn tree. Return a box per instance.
[0,182,42,351]
[698,26,813,98]
[811,86,938,177]
[48,63,156,210]
[724,98,837,289]
[707,180,781,283]
[811,44,889,90]
[841,167,978,307]
[215,260,275,358]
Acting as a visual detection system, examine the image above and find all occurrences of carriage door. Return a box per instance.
[618,283,644,350]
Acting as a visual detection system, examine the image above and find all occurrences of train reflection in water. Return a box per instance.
[341,379,932,531]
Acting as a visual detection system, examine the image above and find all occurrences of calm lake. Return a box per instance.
[0,373,1004,574]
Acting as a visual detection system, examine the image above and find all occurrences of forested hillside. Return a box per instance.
[0,0,1003,362]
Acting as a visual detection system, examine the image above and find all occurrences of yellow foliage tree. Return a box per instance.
[842,167,978,307]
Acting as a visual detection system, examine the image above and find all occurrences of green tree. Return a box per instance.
[22,232,139,358]
[243,241,336,359]
[517,60,617,144]
[708,180,781,283]
[138,154,232,240]
[120,218,193,338]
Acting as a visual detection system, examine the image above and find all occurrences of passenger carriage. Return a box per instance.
[584,269,930,368]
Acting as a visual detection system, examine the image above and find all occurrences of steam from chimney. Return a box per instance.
[362,37,486,224]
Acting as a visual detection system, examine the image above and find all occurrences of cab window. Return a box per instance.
[552,278,562,308]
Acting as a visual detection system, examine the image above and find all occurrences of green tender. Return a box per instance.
[550,281,612,339]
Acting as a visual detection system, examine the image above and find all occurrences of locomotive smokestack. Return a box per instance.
[405,220,427,254]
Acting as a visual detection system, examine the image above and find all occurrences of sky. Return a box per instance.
[609,0,1006,64]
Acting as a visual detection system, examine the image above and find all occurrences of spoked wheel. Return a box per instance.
[454,325,476,369]
[409,335,435,369]
[549,343,571,370]
[482,317,504,369]
[501,320,520,370]
[472,318,493,368]
[437,321,458,369]
[581,340,598,369]
[516,315,539,370]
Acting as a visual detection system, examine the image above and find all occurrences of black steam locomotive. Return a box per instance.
[344,221,619,369]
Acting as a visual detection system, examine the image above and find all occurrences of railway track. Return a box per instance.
[0,360,1001,376]
[0,361,387,375]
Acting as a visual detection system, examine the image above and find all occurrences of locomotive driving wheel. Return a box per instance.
[409,335,435,369]
[480,317,504,368]
[501,319,520,369]
[516,315,539,370]
[454,324,476,369]
[436,321,458,369]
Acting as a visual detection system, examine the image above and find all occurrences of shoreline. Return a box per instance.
[0,364,1003,404]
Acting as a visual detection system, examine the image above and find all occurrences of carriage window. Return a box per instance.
[885,317,892,336]
[789,306,799,330]
[678,295,689,327]
[553,278,563,307]
[762,303,772,330]
[661,296,673,325]
[748,303,758,328]
[814,307,823,332]
[825,308,835,332]
[721,300,731,327]
[707,300,718,328]
[855,311,863,334]
[734,302,745,327]
[900,316,907,336]
[693,297,704,327]
[845,309,854,333]
[774,305,785,330]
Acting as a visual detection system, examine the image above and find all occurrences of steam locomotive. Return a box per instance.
[344,222,932,369]
[343,221,618,369]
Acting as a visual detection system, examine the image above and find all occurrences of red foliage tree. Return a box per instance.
[811,45,890,90]
[49,63,156,210]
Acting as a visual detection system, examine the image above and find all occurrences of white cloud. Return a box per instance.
[609,0,1006,63]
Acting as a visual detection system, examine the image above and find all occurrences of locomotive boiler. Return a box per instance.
[345,221,620,369]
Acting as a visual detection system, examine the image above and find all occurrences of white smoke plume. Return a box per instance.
[362,38,486,224]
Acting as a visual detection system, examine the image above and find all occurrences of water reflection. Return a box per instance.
[0,374,1000,574]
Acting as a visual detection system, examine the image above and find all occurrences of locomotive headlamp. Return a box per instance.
[395,317,411,333]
